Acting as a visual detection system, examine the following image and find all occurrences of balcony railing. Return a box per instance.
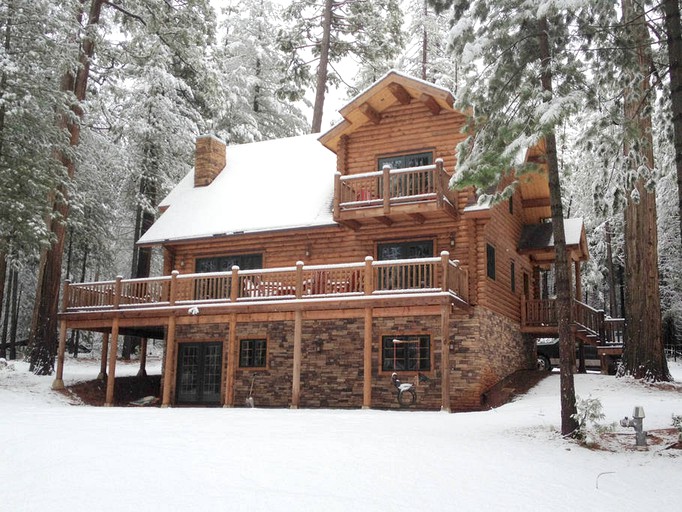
[521,297,625,347]
[333,160,458,221]
[63,254,469,312]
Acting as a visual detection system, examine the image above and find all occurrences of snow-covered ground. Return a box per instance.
[1,358,681,512]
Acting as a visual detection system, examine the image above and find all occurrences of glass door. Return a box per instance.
[176,342,223,404]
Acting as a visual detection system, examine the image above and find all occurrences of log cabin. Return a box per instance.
[52,71,624,410]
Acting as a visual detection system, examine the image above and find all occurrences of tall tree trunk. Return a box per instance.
[604,221,618,317]
[662,0,682,248]
[311,0,333,133]
[421,0,428,81]
[123,153,156,360]
[538,16,578,436]
[28,0,104,375]
[0,252,6,354]
[9,274,20,360]
[73,245,88,359]
[1,266,15,359]
[621,0,670,381]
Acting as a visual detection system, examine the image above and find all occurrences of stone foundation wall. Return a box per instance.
[170,307,533,411]
[449,307,534,411]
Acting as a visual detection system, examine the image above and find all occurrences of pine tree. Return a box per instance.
[434,0,591,435]
[214,0,308,142]
[282,0,403,132]
[619,0,670,381]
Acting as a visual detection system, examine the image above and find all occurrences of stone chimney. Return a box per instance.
[194,134,226,187]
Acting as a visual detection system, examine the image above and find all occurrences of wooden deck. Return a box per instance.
[59,253,470,336]
[521,297,625,350]
[333,160,458,228]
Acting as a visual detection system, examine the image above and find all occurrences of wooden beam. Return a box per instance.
[225,313,237,407]
[409,213,426,224]
[104,317,120,406]
[440,302,451,412]
[363,307,373,409]
[161,316,176,407]
[522,197,550,209]
[388,82,412,105]
[291,310,302,408]
[359,102,382,124]
[376,215,394,227]
[419,93,441,115]
[338,218,361,231]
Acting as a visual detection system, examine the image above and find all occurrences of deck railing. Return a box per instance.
[521,297,625,346]
[334,160,457,215]
[63,253,469,312]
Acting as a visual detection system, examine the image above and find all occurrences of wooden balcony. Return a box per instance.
[60,254,470,338]
[521,297,625,350]
[333,160,458,228]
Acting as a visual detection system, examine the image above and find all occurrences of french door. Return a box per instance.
[176,343,223,405]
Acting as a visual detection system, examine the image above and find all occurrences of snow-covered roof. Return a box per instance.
[138,134,337,245]
[518,218,588,261]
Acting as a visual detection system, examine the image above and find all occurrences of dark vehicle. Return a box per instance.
[536,338,618,373]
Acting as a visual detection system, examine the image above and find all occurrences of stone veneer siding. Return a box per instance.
[171,307,534,411]
[449,307,535,411]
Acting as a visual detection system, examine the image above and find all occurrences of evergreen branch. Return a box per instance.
[103,1,146,26]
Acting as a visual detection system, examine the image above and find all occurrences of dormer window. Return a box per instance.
[378,151,432,170]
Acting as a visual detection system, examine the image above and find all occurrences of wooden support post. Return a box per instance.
[295,261,304,299]
[113,275,123,308]
[364,256,374,295]
[435,159,444,208]
[230,266,239,302]
[333,173,341,221]
[137,338,148,377]
[225,314,237,407]
[104,318,120,406]
[382,165,391,215]
[440,251,450,292]
[97,332,109,380]
[52,279,71,390]
[363,307,373,409]
[161,316,176,407]
[291,310,302,409]
[440,301,451,412]
[520,295,527,329]
[51,320,69,391]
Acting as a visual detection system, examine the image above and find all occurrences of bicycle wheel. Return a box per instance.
[398,388,416,407]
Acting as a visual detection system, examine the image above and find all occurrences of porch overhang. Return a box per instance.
[518,218,589,265]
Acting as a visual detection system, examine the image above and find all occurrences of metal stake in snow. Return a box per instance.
[620,406,647,448]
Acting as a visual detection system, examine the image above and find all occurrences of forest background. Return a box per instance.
[0,0,680,375]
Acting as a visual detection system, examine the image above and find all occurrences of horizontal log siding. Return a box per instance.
[476,191,534,322]
[343,102,466,176]
[167,219,471,279]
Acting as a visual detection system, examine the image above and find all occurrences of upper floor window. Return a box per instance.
[486,243,496,280]
[378,151,432,170]
[377,240,434,260]
[377,240,434,290]
[195,253,263,273]
[510,261,516,292]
